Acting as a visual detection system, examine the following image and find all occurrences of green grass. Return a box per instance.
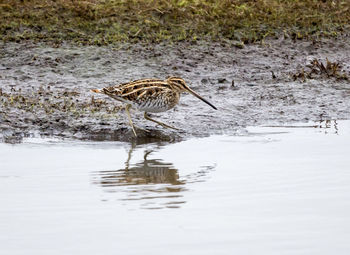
[1,0,349,45]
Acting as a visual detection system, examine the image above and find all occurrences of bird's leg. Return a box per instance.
[125,104,137,137]
[144,112,179,130]
[125,105,150,136]
[125,141,136,170]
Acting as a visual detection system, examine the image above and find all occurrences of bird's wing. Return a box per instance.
[102,79,172,103]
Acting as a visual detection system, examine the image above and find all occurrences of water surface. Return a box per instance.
[1,120,349,254]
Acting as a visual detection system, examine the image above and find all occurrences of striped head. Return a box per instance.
[166,77,188,92]
[166,77,217,110]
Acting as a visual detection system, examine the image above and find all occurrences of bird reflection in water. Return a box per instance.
[99,149,184,187]
[92,143,189,209]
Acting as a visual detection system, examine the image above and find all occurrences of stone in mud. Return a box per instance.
[217,78,227,83]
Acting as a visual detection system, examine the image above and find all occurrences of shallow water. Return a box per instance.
[1,120,350,254]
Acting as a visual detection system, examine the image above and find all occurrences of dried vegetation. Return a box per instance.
[292,59,349,82]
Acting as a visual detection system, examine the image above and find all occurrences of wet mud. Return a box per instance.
[1,37,350,143]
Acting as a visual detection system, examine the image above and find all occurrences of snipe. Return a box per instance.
[91,77,217,136]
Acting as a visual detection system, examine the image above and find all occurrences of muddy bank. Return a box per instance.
[1,38,350,143]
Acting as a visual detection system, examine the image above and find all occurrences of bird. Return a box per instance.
[91,77,217,137]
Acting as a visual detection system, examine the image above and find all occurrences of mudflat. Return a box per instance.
[1,37,349,142]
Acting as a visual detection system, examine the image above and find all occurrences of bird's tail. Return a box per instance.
[91,89,102,93]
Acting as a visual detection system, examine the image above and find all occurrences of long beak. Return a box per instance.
[186,87,217,110]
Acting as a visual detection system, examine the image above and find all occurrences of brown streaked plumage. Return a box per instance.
[91,77,217,136]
